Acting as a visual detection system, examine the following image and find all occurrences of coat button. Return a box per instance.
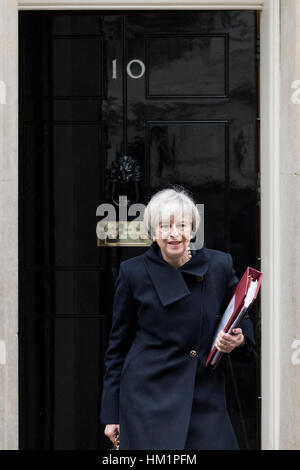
[195,276,203,282]
[189,350,197,358]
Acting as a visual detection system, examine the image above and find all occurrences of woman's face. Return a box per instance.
[155,214,192,260]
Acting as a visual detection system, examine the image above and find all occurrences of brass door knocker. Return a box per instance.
[108,155,141,206]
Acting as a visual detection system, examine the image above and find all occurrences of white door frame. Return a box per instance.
[16,0,281,450]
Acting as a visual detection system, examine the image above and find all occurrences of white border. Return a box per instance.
[260,0,281,450]
[15,0,281,450]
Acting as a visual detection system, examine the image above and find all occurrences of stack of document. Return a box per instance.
[206,266,263,369]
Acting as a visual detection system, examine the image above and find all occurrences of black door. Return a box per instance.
[19,10,260,449]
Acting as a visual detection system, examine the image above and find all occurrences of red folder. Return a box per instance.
[206,266,262,369]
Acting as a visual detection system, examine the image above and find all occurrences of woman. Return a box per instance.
[100,187,257,450]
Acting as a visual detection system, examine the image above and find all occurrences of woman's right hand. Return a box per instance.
[104,424,120,445]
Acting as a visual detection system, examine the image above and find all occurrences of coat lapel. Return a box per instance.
[143,240,209,307]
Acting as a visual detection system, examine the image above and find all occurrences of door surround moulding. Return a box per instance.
[17,1,263,10]
[15,0,281,450]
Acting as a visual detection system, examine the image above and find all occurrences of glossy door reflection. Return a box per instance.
[19,10,259,449]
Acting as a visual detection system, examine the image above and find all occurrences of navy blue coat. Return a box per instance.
[100,241,257,450]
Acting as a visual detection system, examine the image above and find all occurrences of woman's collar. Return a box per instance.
[143,240,209,307]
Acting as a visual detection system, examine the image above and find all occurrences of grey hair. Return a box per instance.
[143,186,201,241]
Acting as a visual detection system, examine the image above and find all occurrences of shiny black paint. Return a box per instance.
[19,10,260,449]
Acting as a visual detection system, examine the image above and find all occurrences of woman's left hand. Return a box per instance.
[215,328,245,353]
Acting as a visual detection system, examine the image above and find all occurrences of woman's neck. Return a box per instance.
[160,249,191,269]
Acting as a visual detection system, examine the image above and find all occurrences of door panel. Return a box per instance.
[20,317,106,449]
[147,35,227,97]
[19,10,260,450]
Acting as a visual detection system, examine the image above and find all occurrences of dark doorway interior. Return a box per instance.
[19,10,260,449]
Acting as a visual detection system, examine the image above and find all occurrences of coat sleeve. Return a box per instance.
[223,253,258,364]
[99,262,138,424]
